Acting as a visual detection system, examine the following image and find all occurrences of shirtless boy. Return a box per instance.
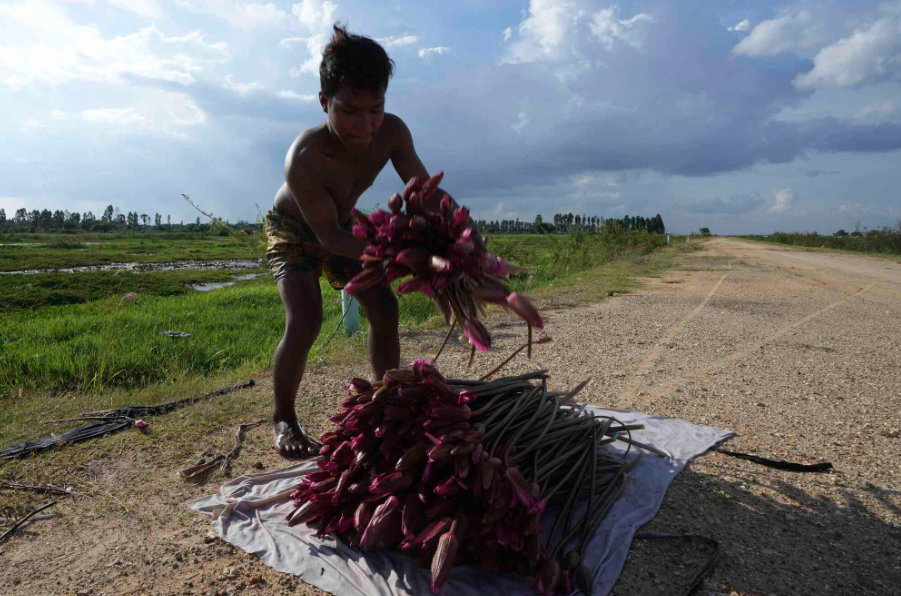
[268,25,464,458]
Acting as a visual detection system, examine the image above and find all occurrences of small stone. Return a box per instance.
[253,462,264,470]
[204,532,217,544]
[108,559,121,567]
[785,514,796,521]
[175,552,184,562]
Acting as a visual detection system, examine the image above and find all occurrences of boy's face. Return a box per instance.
[320,83,386,149]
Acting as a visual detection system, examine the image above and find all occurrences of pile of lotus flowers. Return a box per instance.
[345,172,542,356]
[286,360,653,595]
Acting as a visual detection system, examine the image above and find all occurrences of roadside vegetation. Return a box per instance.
[740,223,901,256]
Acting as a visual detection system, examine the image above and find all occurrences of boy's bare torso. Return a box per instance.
[273,115,401,225]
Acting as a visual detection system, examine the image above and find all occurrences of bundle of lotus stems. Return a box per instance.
[345,172,543,357]
[286,360,655,595]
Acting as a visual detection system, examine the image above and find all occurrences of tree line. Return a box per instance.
[476,213,665,235]
[0,205,258,234]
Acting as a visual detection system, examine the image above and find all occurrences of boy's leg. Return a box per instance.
[353,282,400,379]
[272,270,323,458]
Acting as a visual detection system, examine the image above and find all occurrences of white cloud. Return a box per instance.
[289,34,328,76]
[278,89,316,100]
[80,91,206,139]
[377,35,419,48]
[732,10,822,57]
[727,19,750,33]
[225,74,263,96]
[854,100,899,120]
[20,118,47,131]
[292,0,338,31]
[768,188,796,214]
[512,110,529,134]
[506,0,582,63]
[83,108,154,130]
[51,110,68,121]
[503,26,512,42]
[280,36,305,49]
[105,0,165,18]
[418,46,453,62]
[0,3,230,89]
[793,12,901,89]
[589,5,655,52]
[235,3,289,26]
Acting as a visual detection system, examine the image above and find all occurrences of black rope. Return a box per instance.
[0,380,254,460]
[713,447,833,473]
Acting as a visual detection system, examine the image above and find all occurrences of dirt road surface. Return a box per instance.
[1,238,899,596]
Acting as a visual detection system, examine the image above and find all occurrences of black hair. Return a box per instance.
[320,24,395,98]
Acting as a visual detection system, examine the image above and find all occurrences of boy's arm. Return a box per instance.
[389,116,484,247]
[285,158,367,260]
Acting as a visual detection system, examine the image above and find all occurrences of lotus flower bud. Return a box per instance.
[344,266,386,295]
[345,377,372,394]
[388,193,403,214]
[369,209,391,227]
[402,176,422,202]
[351,208,375,234]
[506,292,545,329]
[411,358,445,383]
[451,206,470,238]
[369,471,412,495]
[431,532,460,593]
[410,215,427,230]
[462,318,491,352]
[420,171,444,199]
[135,419,149,430]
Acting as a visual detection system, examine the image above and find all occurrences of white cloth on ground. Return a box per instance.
[187,406,732,596]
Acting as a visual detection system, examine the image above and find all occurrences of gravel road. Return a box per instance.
[1,238,898,596]
[429,238,901,596]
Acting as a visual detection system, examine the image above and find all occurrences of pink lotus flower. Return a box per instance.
[505,467,546,514]
[462,318,491,352]
[506,292,544,329]
[135,419,149,431]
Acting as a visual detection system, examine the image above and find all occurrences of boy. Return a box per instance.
[268,25,463,458]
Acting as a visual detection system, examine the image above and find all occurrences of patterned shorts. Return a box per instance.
[264,211,363,289]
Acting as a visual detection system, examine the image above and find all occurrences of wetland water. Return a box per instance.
[0,259,263,275]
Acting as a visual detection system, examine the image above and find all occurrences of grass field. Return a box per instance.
[0,229,680,449]
[739,229,901,257]
[0,233,263,273]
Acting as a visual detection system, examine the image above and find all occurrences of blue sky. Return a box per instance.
[2,0,900,234]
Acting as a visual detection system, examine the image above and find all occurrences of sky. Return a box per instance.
[2,0,901,234]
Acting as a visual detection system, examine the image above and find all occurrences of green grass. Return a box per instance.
[0,268,266,311]
[0,234,264,272]
[0,230,670,394]
[739,231,901,257]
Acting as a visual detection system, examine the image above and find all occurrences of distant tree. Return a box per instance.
[116,213,126,226]
[699,227,711,236]
[155,213,162,226]
[15,208,27,224]
[141,214,149,226]
[102,205,114,223]
[834,229,848,236]
[0,208,5,227]
[167,214,171,225]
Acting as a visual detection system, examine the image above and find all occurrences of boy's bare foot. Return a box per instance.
[273,419,319,459]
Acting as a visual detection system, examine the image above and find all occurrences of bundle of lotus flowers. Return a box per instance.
[286,360,653,595]
[345,172,543,356]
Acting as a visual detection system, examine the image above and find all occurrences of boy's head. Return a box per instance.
[319,25,394,99]
[318,25,394,148]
